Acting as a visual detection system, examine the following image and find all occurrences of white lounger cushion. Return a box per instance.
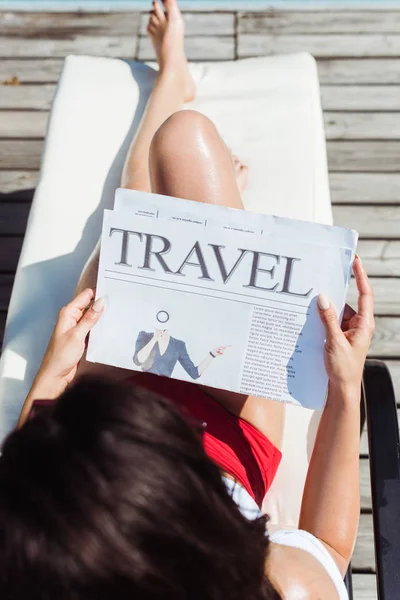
[0,53,332,528]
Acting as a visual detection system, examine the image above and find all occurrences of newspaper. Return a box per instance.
[87,188,358,411]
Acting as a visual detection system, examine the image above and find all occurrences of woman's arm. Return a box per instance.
[17,289,104,428]
[299,256,374,576]
[179,345,229,379]
[299,383,361,575]
[197,346,229,377]
[196,354,214,377]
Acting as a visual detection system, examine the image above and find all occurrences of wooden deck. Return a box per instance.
[1,8,400,598]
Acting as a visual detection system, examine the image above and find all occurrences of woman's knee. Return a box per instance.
[149,110,219,166]
[148,109,241,206]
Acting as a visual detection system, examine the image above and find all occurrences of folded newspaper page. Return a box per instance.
[87,188,358,411]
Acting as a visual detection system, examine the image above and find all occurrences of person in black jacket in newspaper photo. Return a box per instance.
[8,2,374,600]
[132,309,229,379]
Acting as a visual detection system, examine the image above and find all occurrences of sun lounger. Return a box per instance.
[0,53,398,598]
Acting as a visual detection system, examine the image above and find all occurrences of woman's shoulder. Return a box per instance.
[138,330,152,338]
[266,542,341,600]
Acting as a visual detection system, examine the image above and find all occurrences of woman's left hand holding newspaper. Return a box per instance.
[17,288,104,428]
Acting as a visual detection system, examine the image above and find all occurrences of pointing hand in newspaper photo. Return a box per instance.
[211,346,231,357]
[317,255,374,393]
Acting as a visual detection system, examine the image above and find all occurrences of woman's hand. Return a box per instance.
[33,288,104,398]
[17,289,104,428]
[318,255,374,393]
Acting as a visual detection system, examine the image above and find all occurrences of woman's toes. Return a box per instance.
[153,0,165,20]
[149,15,158,27]
[163,0,182,20]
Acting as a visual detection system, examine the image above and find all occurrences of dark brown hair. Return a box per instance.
[0,377,280,600]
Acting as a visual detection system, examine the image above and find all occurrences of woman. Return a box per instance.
[3,262,373,600]
[10,0,374,597]
[133,310,228,379]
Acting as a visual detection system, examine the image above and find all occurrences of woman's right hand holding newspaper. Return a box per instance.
[317,255,375,394]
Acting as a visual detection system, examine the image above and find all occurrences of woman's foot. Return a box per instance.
[147,0,196,102]
[231,152,249,194]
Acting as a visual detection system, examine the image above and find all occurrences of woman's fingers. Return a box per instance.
[68,288,95,311]
[75,297,104,338]
[353,255,374,321]
[153,0,165,19]
[317,294,342,345]
[56,288,95,334]
[216,345,230,354]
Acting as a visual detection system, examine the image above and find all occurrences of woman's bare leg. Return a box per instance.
[76,0,195,294]
[76,0,283,449]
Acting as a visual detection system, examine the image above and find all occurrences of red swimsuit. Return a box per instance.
[134,374,282,508]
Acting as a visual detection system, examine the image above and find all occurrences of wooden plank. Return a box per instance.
[327,141,400,172]
[0,58,64,84]
[0,171,39,192]
[333,205,400,238]
[0,111,48,138]
[139,12,234,36]
[0,11,233,38]
[0,202,30,235]
[353,574,377,600]
[0,237,23,272]
[321,86,400,111]
[238,11,400,34]
[357,241,400,277]
[0,141,42,170]
[138,35,235,61]
[360,407,400,456]
[0,11,141,37]
[1,57,399,86]
[0,12,234,38]
[3,84,400,112]
[4,138,400,175]
[348,277,400,315]
[0,84,55,110]
[324,112,400,140]
[353,513,374,571]
[238,34,400,59]
[0,36,137,59]
[317,58,400,85]
[330,173,400,204]
[360,457,372,508]
[369,317,400,357]
[0,35,232,61]
[5,111,400,142]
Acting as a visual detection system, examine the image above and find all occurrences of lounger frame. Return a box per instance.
[363,360,400,600]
